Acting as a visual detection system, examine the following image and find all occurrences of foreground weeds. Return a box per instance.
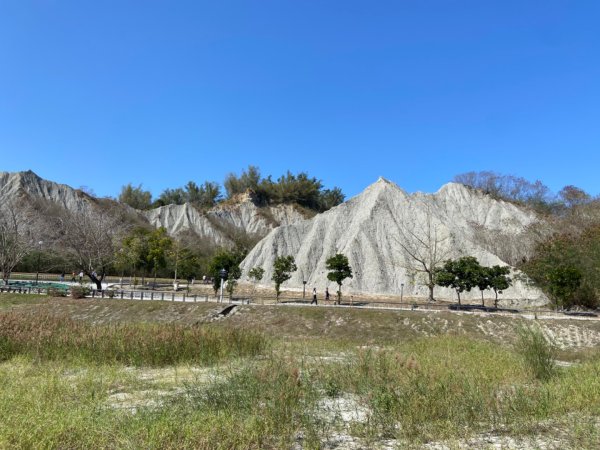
[314,336,600,444]
[0,311,266,366]
[1,307,600,448]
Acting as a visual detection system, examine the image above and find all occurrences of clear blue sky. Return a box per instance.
[1,1,599,200]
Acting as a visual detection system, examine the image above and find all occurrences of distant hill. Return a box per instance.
[241,177,548,304]
[0,171,307,246]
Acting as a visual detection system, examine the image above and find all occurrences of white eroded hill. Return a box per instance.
[0,171,307,247]
[240,178,547,304]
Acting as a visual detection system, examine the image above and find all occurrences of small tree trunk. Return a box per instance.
[428,273,435,302]
[494,290,499,308]
[153,267,157,290]
[88,274,102,291]
[456,290,461,306]
[481,290,485,306]
[338,283,342,305]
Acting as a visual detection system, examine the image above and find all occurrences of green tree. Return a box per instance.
[488,265,512,307]
[118,184,153,210]
[547,266,582,310]
[476,266,491,306]
[147,227,173,289]
[208,249,245,298]
[520,228,600,309]
[272,255,297,302]
[120,227,151,286]
[248,266,265,298]
[326,253,353,304]
[185,181,222,208]
[224,165,262,199]
[318,187,345,212]
[155,188,187,206]
[248,267,264,283]
[435,256,483,305]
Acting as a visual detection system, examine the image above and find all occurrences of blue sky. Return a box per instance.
[1,1,599,200]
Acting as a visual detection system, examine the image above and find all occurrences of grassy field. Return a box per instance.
[1,293,600,449]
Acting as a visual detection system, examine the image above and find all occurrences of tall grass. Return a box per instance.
[314,336,600,443]
[0,311,267,366]
[516,325,557,381]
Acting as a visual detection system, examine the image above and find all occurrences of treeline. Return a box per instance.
[118,166,344,213]
[454,171,600,309]
[454,171,595,214]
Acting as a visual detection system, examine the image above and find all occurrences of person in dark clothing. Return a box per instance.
[311,287,317,305]
[325,287,330,301]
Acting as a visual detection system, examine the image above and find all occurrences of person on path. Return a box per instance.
[311,287,317,305]
[78,271,83,283]
[70,272,76,283]
[325,287,330,302]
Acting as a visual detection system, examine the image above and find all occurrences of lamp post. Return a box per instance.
[219,268,228,303]
[400,283,404,303]
[35,241,43,285]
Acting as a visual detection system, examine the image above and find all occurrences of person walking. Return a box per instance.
[311,287,317,305]
[325,287,330,302]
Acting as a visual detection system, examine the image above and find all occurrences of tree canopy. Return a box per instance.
[272,255,297,301]
[326,253,353,304]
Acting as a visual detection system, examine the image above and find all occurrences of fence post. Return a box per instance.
[172,293,175,301]
[183,294,186,302]
[130,291,133,300]
[161,292,164,301]
[141,292,144,301]
[151,292,154,300]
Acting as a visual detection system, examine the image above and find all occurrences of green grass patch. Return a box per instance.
[0,311,267,366]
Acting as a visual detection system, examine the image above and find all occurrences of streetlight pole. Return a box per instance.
[35,241,43,285]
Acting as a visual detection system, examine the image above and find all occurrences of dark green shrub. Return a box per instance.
[70,286,89,299]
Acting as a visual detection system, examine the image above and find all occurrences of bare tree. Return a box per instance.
[0,204,37,284]
[393,202,455,301]
[56,206,128,290]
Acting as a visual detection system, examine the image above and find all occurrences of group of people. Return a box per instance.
[59,271,85,283]
[310,286,332,305]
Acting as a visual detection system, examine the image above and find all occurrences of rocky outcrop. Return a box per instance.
[240,178,547,304]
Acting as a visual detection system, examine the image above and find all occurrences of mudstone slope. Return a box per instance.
[241,178,547,304]
[0,171,306,246]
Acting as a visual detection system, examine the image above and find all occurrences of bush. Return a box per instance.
[70,286,89,299]
[569,283,599,310]
[516,326,557,381]
[46,288,66,297]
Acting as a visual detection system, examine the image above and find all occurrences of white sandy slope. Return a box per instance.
[240,178,547,304]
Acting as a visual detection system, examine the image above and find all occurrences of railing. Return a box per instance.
[1,284,597,319]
